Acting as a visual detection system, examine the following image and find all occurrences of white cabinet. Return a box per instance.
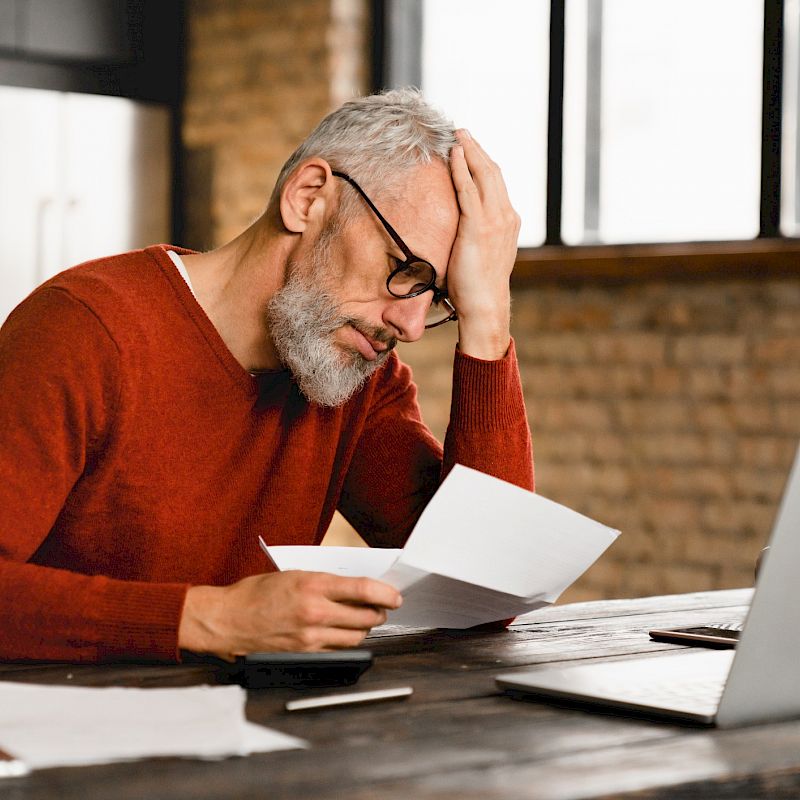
[0,86,171,323]
[0,86,60,323]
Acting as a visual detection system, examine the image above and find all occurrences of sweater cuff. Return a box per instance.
[93,579,190,663]
[450,337,527,431]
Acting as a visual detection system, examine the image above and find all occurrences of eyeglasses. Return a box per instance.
[332,170,458,329]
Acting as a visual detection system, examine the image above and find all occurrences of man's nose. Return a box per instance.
[383,293,430,343]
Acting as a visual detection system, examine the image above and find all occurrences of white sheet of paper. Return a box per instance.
[0,682,306,771]
[397,465,619,601]
[260,465,619,629]
[260,541,401,578]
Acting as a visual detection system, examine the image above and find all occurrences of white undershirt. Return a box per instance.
[166,249,271,378]
[166,250,197,299]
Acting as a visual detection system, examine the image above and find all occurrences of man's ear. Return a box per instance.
[279,159,335,234]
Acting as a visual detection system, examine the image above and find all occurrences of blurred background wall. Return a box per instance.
[182,0,370,248]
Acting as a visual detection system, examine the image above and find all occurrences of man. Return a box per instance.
[0,89,532,663]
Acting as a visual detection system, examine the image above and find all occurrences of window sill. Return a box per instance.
[512,239,800,284]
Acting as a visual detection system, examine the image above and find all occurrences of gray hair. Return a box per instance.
[272,88,456,210]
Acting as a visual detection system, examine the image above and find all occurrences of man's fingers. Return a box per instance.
[456,129,497,180]
[284,624,371,653]
[320,600,388,631]
[456,128,492,169]
[316,627,371,651]
[320,574,402,610]
[455,129,510,205]
[450,144,480,211]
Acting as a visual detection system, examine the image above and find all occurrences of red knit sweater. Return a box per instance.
[0,245,533,663]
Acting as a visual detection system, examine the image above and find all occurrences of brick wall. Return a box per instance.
[398,279,800,603]
[182,0,369,249]
[182,2,800,602]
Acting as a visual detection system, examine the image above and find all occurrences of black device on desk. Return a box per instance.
[228,650,374,689]
[649,623,741,649]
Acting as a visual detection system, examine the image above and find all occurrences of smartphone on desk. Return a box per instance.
[649,623,741,649]
[228,650,374,689]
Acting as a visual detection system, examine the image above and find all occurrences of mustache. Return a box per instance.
[346,318,398,352]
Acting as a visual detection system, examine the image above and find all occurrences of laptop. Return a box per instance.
[496,443,800,728]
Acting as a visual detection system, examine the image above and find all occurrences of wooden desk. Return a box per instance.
[3,588,799,799]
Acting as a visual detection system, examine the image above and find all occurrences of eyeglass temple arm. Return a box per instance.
[331,171,414,261]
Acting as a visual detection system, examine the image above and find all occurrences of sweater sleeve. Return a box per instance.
[0,288,188,663]
[442,338,534,490]
[339,338,533,548]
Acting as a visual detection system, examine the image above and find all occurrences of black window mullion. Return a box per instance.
[546,0,566,245]
[761,0,784,238]
[370,0,386,93]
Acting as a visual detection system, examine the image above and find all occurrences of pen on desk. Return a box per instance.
[285,686,413,712]
[0,748,29,778]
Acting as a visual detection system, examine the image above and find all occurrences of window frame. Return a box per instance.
[372,0,800,282]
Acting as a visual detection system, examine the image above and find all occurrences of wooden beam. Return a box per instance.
[512,239,800,285]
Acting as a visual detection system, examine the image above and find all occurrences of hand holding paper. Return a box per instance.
[262,465,619,629]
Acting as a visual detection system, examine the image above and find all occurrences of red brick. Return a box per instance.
[700,500,776,537]
[686,367,729,398]
[692,401,774,433]
[728,366,783,398]
[541,462,632,497]
[660,564,717,595]
[718,564,759,590]
[547,304,614,331]
[536,398,614,431]
[737,436,798,468]
[634,433,735,465]
[732,468,788,502]
[640,497,702,533]
[573,559,625,596]
[586,432,628,462]
[672,335,748,365]
[772,309,800,332]
[558,582,605,604]
[775,402,800,434]
[528,431,590,462]
[682,530,748,567]
[590,333,667,363]
[637,466,732,499]
[770,368,800,395]
[617,399,692,432]
[615,528,662,562]
[648,366,683,395]
[517,333,593,364]
[753,336,800,363]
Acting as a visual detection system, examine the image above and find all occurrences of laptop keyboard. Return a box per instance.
[708,622,743,632]
[609,676,726,707]
[498,649,736,721]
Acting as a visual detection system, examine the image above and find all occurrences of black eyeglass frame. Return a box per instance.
[331,170,458,329]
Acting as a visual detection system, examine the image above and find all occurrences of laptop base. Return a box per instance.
[497,650,734,727]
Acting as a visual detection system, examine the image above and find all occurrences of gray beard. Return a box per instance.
[267,239,393,407]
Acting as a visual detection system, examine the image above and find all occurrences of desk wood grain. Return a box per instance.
[4,588,795,800]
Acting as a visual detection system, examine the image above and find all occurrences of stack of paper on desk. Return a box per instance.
[261,464,619,629]
[0,682,305,774]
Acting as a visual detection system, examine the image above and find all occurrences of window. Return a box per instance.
[783,0,800,235]
[563,0,762,245]
[420,0,550,246]
[378,0,784,249]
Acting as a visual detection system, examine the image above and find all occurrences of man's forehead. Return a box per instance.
[379,162,459,262]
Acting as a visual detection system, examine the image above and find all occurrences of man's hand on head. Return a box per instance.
[447,129,521,361]
[178,571,402,661]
